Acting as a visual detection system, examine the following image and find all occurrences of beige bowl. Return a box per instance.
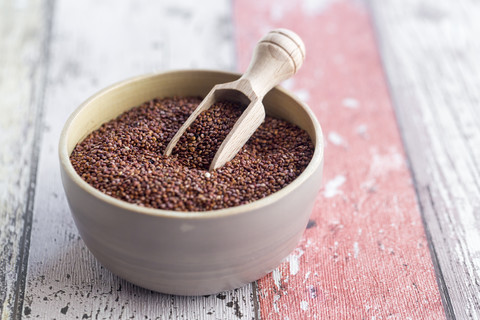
[59,70,324,296]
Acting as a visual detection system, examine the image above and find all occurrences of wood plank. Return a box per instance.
[369,0,480,319]
[22,0,257,319]
[0,0,50,318]
[234,0,445,319]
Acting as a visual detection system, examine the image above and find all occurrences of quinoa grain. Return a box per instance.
[70,96,314,211]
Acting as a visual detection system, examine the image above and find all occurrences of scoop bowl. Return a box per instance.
[59,70,324,296]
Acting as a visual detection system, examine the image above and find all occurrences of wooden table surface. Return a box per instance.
[1,0,479,319]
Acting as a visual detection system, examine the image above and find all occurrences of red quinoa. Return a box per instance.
[70,96,314,211]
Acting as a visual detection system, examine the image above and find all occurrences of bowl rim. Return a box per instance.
[59,69,324,220]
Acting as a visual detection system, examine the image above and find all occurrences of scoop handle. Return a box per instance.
[240,29,305,98]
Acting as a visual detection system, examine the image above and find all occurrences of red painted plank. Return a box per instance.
[234,1,445,319]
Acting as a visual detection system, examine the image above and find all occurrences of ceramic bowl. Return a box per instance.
[59,70,324,296]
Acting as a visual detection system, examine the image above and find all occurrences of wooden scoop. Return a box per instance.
[164,28,306,170]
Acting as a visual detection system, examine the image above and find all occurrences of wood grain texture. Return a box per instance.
[0,0,50,318]
[234,0,445,318]
[369,0,480,319]
[21,0,256,319]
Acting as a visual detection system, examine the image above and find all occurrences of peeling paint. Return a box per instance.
[272,269,282,291]
[328,131,346,146]
[300,300,309,311]
[273,295,280,313]
[294,89,310,102]
[323,175,346,198]
[301,0,339,15]
[342,98,359,108]
[288,248,304,276]
[353,242,359,259]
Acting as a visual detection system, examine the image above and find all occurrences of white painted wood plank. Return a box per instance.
[22,0,257,318]
[0,0,50,318]
[369,0,480,319]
